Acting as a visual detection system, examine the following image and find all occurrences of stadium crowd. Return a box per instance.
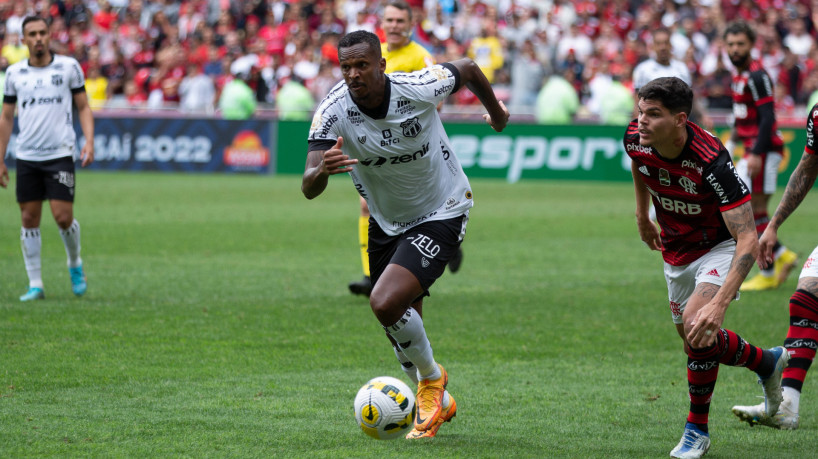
[2,0,818,120]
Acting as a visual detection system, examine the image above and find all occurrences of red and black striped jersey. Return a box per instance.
[731,61,784,153]
[625,120,751,266]
[805,103,818,155]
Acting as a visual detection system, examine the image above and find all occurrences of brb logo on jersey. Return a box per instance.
[400,118,421,138]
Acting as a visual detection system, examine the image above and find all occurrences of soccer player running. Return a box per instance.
[724,20,798,292]
[627,77,788,458]
[303,30,508,439]
[731,103,818,430]
[0,16,94,301]
[347,0,463,297]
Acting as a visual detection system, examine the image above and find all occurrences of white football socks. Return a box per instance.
[59,219,82,268]
[21,227,43,289]
[783,386,800,413]
[385,307,441,381]
[393,346,420,385]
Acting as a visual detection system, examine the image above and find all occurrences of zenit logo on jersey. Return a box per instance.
[359,142,431,167]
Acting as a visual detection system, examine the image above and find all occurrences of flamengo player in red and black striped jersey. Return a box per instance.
[731,103,818,430]
[724,20,798,292]
[627,77,788,459]
[733,104,818,430]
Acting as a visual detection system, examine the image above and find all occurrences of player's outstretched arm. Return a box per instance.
[447,58,508,132]
[302,137,358,199]
[758,151,818,267]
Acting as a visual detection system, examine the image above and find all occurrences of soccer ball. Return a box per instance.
[353,376,416,440]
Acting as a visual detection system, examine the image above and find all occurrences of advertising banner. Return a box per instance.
[276,121,808,185]
[3,117,273,174]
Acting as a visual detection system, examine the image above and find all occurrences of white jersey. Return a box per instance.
[632,58,691,90]
[308,63,472,236]
[4,54,85,161]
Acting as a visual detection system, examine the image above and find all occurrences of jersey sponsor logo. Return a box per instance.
[381,129,399,146]
[393,211,437,229]
[21,96,63,108]
[317,114,339,138]
[347,109,363,125]
[659,168,670,186]
[395,97,416,115]
[658,197,701,215]
[679,176,697,195]
[706,172,729,204]
[444,196,460,210]
[355,183,368,199]
[625,142,652,154]
[357,135,366,144]
[409,233,440,258]
[434,83,453,97]
[52,74,63,86]
[400,117,422,138]
[359,142,430,167]
[681,160,703,175]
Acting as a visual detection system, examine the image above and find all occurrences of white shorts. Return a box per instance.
[799,246,818,279]
[663,240,737,324]
[736,152,782,195]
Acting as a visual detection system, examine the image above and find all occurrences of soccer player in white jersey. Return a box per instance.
[0,16,95,301]
[302,30,508,439]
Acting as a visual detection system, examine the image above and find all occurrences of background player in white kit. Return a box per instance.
[302,30,508,439]
[0,16,95,301]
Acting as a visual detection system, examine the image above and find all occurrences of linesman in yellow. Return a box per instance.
[348,0,464,296]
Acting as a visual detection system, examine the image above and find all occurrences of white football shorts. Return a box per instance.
[663,240,737,324]
[799,245,818,279]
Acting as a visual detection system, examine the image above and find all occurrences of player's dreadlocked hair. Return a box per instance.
[638,77,693,116]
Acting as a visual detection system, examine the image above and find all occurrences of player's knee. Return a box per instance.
[53,212,73,229]
[369,292,402,327]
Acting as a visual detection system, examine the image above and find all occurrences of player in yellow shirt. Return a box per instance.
[348,0,463,296]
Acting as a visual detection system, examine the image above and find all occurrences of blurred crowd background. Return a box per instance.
[2,0,818,123]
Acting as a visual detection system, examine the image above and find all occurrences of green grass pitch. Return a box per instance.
[0,172,814,457]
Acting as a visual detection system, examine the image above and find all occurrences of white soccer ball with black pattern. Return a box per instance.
[353,376,416,440]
